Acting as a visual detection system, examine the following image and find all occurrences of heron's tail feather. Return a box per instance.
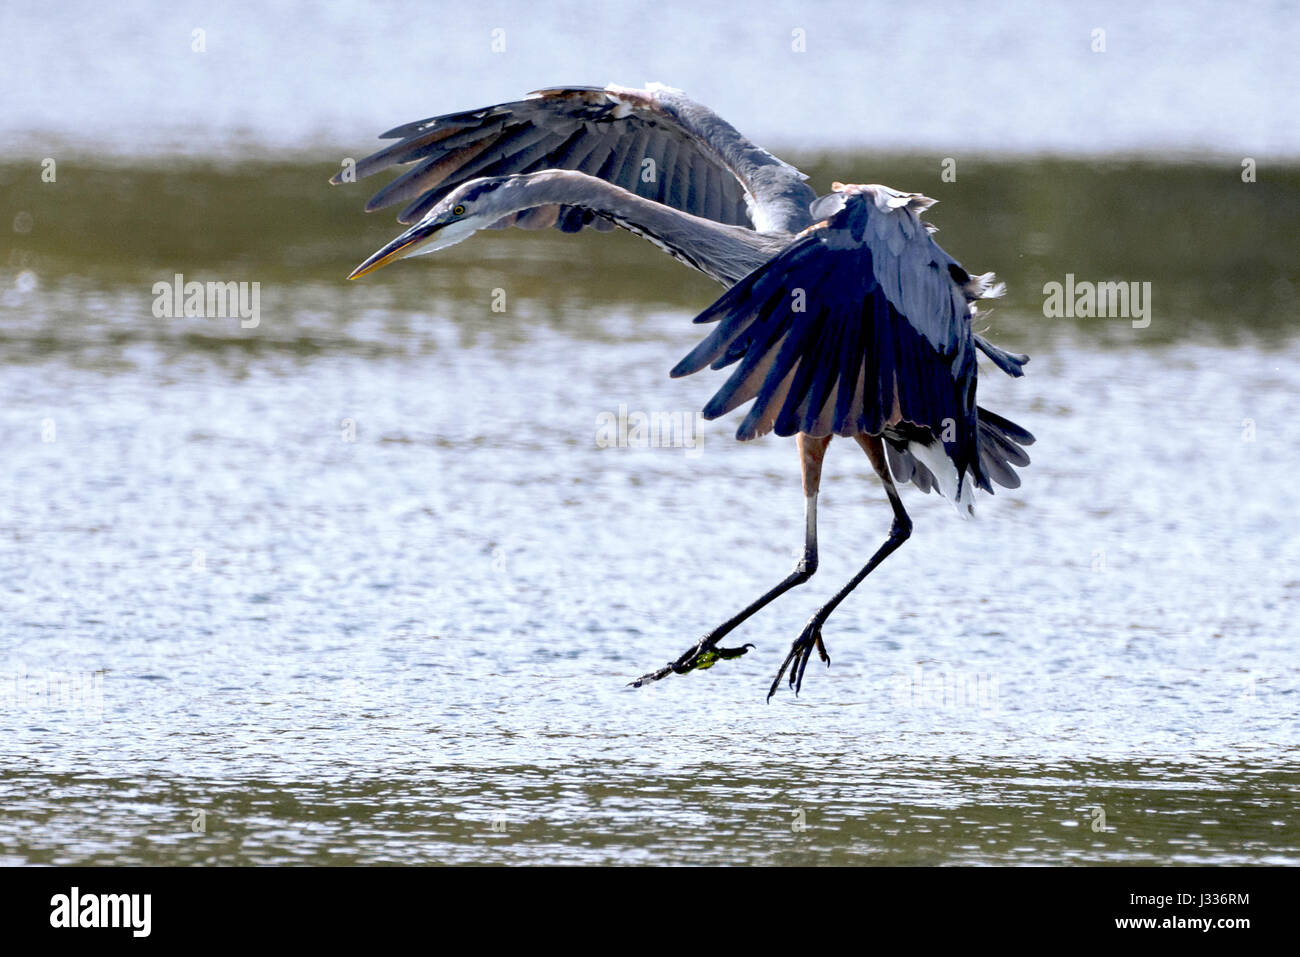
[976,407,1034,490]
[900,435,977,518]
[884,406,1034,508]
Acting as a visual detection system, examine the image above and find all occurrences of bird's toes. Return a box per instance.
[715,643,754,661]
[814,631,831,666]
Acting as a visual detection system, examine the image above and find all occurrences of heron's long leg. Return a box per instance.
[629,434,831,687]
[768,435,912,700]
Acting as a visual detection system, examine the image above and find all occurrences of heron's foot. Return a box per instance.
[629,637,754,688]
[767,620,831,701]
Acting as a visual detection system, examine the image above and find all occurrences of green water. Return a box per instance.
[4,155,1296,340]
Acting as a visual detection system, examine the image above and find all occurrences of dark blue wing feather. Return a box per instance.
[674,185,995,491]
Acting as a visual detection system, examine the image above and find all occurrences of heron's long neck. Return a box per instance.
[505,171,780,286]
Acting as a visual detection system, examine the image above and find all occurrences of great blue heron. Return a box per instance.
[334,83,1034,700]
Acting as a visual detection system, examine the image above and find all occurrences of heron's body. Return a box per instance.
[335,83,1034,698]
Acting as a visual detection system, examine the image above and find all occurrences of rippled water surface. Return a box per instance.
[2,149,1298,864]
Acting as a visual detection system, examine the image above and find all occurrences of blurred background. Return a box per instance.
[1,1,1296,866]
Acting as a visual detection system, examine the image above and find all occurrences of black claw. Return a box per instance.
[768,624,829,700]
[767,655,793,701]
[815,633,831,666]
[628,661,673,687]
[716,643,755,661]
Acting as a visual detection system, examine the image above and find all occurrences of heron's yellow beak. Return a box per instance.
[346,219,445,280]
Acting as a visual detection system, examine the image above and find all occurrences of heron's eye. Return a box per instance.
[452,204,466,216]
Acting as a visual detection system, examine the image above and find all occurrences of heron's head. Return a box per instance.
[347,177,520,279]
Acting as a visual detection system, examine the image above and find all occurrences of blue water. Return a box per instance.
[2,0,1297,158]
[2,272,1296,862]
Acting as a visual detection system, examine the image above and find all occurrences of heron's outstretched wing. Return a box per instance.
[673,184,1021,494]
[332,84,816,234]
